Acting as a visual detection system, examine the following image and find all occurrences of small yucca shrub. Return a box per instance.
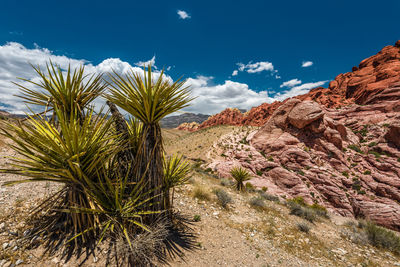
[230,166,252,191]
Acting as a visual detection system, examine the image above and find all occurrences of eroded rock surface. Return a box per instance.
[207,98,400,231]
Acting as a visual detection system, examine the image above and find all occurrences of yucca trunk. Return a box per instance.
[139,123,164,212]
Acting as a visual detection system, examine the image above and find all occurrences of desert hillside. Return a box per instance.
[1,125,400,266]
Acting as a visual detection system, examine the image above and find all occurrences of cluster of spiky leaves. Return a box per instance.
[230,166,252,191]
[0,62,193,266]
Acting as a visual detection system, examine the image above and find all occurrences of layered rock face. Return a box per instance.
[176,122,200,132]
[208,95,400,230]
[198,40,400,128]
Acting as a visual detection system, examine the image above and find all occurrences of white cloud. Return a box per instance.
[135,55,156,68]
[0,42,170,114]
[237,61,274,74]
[182,76,275,115]
[232,70,238,76]
[302,61,313,67]
[0,42,328,116]
[273,81,328,101]
[177,10,191,19]
[280,78,302,88]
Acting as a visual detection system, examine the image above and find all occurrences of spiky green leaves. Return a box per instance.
[1,108,115,185]
[15,61,106,118]
[163,154,191,190]
[107,66,193,124]
[230,166,252,191]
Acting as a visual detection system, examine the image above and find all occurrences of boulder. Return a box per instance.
[288,101,324,129]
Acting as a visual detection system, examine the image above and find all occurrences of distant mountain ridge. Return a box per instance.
[160,112,209,128]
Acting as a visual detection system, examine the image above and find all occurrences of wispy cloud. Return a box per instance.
[274,80,328,101]
[135,55,156,68]
[302,61,313,67]
[232,70,238,76]
[177,10,191,19]
[237,61,274,74]
[9,31,23,36]
[280,78,301,88]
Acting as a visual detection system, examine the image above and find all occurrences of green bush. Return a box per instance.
[288,202,316,222]
[193,186,211,201]
[258,191,280,202]
[214,188,232,208]
[348,144,363,153]
[193,214,201,222]
[364,222,400,255]
[297,222,311,233]
[249,197,266,210]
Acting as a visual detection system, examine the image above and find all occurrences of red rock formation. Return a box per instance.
[176,122,200,132]
[199,108,244,129]
[208,96,400,230]
[198,40,400,129]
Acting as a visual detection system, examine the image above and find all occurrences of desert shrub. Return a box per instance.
[249,197,266,210]
[220,178,234,187]
[256,170,263,176]
[342,171,349,178]
[288,196,307,206]
[245,182,256,192]
[258,191,280,202]
[368,150,382,158]
[310,203,329,218]
[214,188,232,208]
[364,170,371,175]
[348,144,363,153]
[193,186,211,201]
[297,222,311,233]
[230,166,252,191]
[261,186,268,192]
[287,202,316,222]
[342,221,369,245]
[368,142,377,147]
[364,222,400,254]
[193,215,201,222]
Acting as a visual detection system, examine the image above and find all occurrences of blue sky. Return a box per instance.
[0,0,399,114]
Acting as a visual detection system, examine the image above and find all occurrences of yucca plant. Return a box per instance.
[1,62,195,265]
[107,66,193,211]
[230,166,252,191]
[163,154,191,210]
[1,106,116,247]
[15,61,106,121]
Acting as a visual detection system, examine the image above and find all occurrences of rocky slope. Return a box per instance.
[198,40,400,129]
[176,121,200,131]
[207,92,400,230]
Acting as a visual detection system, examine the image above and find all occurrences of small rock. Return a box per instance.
[0,259,6,267]
[0,222,5,231]
[15,259,23,266]
[23,230,30,237]
[2,243,9,249]
[12,245,18,251]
